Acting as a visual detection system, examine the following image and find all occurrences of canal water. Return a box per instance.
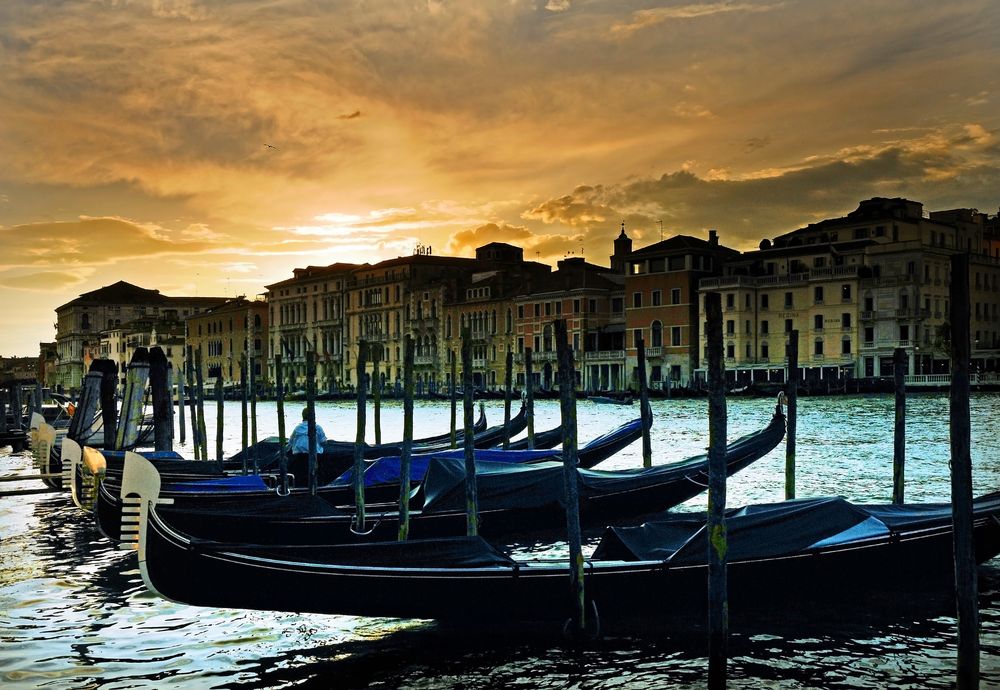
[2,394,999,689]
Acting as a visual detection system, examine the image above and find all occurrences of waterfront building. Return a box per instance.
[186,297,270,389]
[515,256,626,391]
[696,198,1000,384]
[624,229,737,388]
[54,281,225,392]
[265,263,358,391]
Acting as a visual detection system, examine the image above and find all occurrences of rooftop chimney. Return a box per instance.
[709,229,718,246]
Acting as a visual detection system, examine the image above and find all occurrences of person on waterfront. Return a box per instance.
[286,408,328,481]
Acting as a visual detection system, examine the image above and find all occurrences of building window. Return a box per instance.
[726,293,735,309]
[652,290,662,307]
[726,343,735,359]
[671,288,681,305]
[573,299,580,313]
[633,292,643,308]
[899,325,910,341]
[534,304,540,317]
[517,305,524,319]
[745,320,751,335]
[842,338,852,354]
[555,302,562,315]
[761,320,769,335]
[814,315,824,330]
[864,327,874,344]
[814,340,824,356]
[671,326,681,347]
[761,342,769,359]
[842,284,852,302]
[726,319,735,335]
[761,294,769,310]
[651,321,663,347]
[785,319,793,333]
[842,313,851,328]
[545,302,552,317]
[814,286,824,304]
[784,292,793,308]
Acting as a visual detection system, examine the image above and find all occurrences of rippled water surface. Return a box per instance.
[2,394,1000,688]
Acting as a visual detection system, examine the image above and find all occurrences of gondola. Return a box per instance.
[128,451,1000,623]
[90,404,499,488]
[94,416,645,540]
[501,425,563,450]
[226,404,494,471]
[107,410,782,545]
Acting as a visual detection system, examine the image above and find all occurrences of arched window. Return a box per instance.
[651,320,663,347]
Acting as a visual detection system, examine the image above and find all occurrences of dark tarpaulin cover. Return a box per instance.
[419,414,785,515]
[593,492,1000,564]
[245,536,516,568]
[861,490,1000,530]
[594,497,876,564]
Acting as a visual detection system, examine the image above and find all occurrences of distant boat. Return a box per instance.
[590,395,634,405]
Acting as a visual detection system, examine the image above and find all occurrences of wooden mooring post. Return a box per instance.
[194,348,208,461]
[461,328,479,536]
[502,349,513,450]
[306,350,319,495]
[353,341,369,530]
[215,377,225,469]
[149,346,173,452]
[240,352,249,455]
[524,347,535,449]
[186,346,200,460]
[636,334,652,468]
[893,347,906,504]
[555,319,586,637]
[450,352,457,449]
[275,354,288,492]
[176,358,186,444]
[398,335,415,541]
[373,348,382,445]
[949,252,979,689]
[250,350,259,475]
[785,329,799,500]
[705,291,729,689]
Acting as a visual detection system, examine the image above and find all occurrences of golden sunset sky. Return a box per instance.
[1,0,998,354]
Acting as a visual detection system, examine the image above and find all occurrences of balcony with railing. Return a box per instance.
[644,346,663,357]
[414,354,436,366]
[584,350,625,361]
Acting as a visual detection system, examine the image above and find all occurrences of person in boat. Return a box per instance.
[286,408,328,470]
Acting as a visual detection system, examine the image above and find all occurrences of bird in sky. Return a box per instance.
[264,143,278,150]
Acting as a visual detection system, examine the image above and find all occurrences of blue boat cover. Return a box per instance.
[164,475,270,493]
[333,448,563,488]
